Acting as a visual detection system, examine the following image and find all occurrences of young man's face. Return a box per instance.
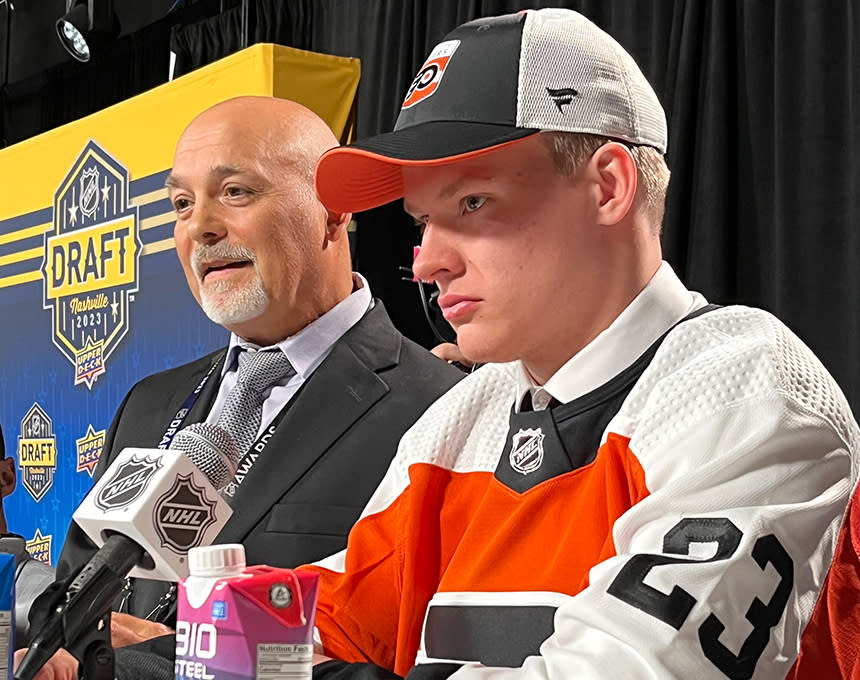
[405,134,612,379]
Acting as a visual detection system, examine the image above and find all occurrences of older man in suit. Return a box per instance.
[18,96,462,679]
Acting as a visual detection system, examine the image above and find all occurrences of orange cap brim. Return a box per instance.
[314,134,539,215]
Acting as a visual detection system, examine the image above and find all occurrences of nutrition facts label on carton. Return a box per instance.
[257,643,313,679]
[0,610,11,676]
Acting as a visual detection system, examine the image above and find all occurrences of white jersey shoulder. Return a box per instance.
[611,304,859,486]
[349,363,518,526]
[396,362,519,474]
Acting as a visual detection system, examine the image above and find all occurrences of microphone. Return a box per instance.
[172,422,240,489]
[72,422,239,581]
[14,424,239,680]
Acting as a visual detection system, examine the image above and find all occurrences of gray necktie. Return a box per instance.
[217,348,295,497]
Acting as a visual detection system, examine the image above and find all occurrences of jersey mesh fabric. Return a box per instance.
[308,305,859,680]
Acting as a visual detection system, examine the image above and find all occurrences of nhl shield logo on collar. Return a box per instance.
[509,427,545,475]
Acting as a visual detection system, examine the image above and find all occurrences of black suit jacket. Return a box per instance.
[54,301,462,620]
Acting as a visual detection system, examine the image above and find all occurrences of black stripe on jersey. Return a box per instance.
[495,304,721,494]
[313,660,462,679]
[424,604,557,667]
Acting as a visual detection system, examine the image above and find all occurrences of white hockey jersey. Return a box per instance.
[310,302,859,680]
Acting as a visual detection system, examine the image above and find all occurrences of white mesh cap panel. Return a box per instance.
[517,8,667,152]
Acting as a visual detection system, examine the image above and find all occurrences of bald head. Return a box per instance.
[179,96,339,184]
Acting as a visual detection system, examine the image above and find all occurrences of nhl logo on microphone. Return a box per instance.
[509,428,545,475]
[153,474,218,554]
[95,454,163,511]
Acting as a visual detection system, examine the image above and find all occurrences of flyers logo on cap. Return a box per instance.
[402,40,460,109]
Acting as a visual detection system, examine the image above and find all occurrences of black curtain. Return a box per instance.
[2,16,168,146]
[0,0,219,147]
[5,1,860,410]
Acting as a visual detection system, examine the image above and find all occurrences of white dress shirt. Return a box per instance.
[205,273,373,437]
[515,261,707,410]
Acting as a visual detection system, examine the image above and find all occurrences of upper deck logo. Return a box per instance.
[41,140,141,389]
[17,404,58,502]
[76,424,105,477]
[26,529,52,565]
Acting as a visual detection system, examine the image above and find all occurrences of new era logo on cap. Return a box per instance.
[402,40,461,109]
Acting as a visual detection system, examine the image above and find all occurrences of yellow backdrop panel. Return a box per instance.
[0,43,359,224]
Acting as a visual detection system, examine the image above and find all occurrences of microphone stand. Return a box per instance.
[14,535,144,680]
[66,612,114,680]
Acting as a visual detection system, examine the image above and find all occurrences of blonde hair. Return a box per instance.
[541,131,670,229]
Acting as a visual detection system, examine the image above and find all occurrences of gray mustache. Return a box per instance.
[192,243,257,279]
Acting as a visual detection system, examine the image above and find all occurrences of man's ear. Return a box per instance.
[0,458,16,498]
[325,210,352,242]
[587,142,638,226]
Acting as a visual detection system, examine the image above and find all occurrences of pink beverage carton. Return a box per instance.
[175,544,319,680]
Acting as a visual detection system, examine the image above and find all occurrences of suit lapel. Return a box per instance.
[215,302,400,543]
[130,348,226,620]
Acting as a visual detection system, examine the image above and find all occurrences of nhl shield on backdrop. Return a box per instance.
[41,140,142,389]
[17,403,58,502]
[509,427,545,475]
[95,454,163,511]
[153,474,217,554]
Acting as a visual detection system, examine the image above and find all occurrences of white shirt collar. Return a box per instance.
[515,261,707,410]
[223,273,373,380]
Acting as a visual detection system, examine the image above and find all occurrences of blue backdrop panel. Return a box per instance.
[0,169,224,565]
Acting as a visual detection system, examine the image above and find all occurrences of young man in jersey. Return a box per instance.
[308,8,860,679]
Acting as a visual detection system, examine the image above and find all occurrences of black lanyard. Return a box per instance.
[223,390,294,494]
[157,351,225,449]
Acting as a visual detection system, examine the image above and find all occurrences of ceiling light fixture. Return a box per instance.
[55,0,118,63]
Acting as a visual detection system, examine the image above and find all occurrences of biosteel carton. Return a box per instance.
[175,545,319,680]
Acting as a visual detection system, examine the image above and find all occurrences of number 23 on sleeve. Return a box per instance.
[607,517,792,680]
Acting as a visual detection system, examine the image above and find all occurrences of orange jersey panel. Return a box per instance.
[311,432,649,674]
